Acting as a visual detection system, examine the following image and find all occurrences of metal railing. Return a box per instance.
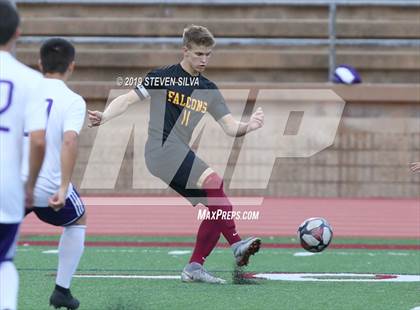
[14,0,420,5]
[19,36,420,47]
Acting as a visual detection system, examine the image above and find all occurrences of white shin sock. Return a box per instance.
[0,261,18,310]
[55,225,86,289]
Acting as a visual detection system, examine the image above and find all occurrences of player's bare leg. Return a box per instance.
[49,214,86,310]
[196,167,214,188]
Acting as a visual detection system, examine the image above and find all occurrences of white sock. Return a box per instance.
[0,261,19,310]
[56,225,86,289]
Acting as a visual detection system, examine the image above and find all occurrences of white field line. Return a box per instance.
[254,273,420,282]
[74,275,180,279]
[73,273,420,282]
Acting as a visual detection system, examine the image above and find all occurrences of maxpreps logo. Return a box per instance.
[197,209,260,221]
[81,89,346,191]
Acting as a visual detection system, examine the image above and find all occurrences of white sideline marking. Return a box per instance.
[294,252,316,257]
[42,249,58,254]
[253,273,420,282]
[74,275,180,279]
[73,273,420,283]
[168,250,191,255]
[387,252,409,256]
[95,249,135,253]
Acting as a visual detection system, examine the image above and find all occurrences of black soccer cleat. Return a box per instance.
[49,289,80,310]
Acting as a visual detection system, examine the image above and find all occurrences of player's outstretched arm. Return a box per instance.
[410,162,420,172]
[49,131,78,211]
[218,107,264,137]
[88,90,139,127]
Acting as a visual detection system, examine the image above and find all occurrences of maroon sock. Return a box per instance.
[189,219,221,265]
[202,173,241,245]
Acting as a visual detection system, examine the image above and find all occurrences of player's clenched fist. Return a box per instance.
[48,187,67,212]
[88,110,103,127]
[248,107,264,132]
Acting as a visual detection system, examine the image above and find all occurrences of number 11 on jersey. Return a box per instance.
[181,109,191,126]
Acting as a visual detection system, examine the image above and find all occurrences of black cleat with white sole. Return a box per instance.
[49,288,80,310]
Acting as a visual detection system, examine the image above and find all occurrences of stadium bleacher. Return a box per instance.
[15,0,420,197]
[17,0,420,86]
[8,2,419,309]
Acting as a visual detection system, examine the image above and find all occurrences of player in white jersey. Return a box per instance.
[23,38,86,310]
[0,1,46,310]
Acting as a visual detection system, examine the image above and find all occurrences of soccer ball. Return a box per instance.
[297,217,333,252]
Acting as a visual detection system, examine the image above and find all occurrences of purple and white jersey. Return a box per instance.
[22,78,86,207]
[0,51,47,223]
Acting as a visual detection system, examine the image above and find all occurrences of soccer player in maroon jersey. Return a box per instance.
[89,25,264,283]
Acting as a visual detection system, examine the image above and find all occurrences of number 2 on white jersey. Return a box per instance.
[0,79,14,132]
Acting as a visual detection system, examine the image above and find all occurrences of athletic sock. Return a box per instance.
[54,284,70,295]
[189,219,221,265]
[56,225,86,289]
[202,173,241,245]
[0,261,18,310]
[189,173,242,265]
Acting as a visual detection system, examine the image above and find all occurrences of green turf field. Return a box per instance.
[16,236,420,310]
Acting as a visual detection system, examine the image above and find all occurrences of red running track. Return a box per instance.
[20,197,420,238]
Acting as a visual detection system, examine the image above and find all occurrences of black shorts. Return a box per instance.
[0,223,19,262]
[25,187,85,226]
[145,139,209,206]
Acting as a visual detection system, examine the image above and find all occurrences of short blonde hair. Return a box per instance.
[182,25,215,48]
